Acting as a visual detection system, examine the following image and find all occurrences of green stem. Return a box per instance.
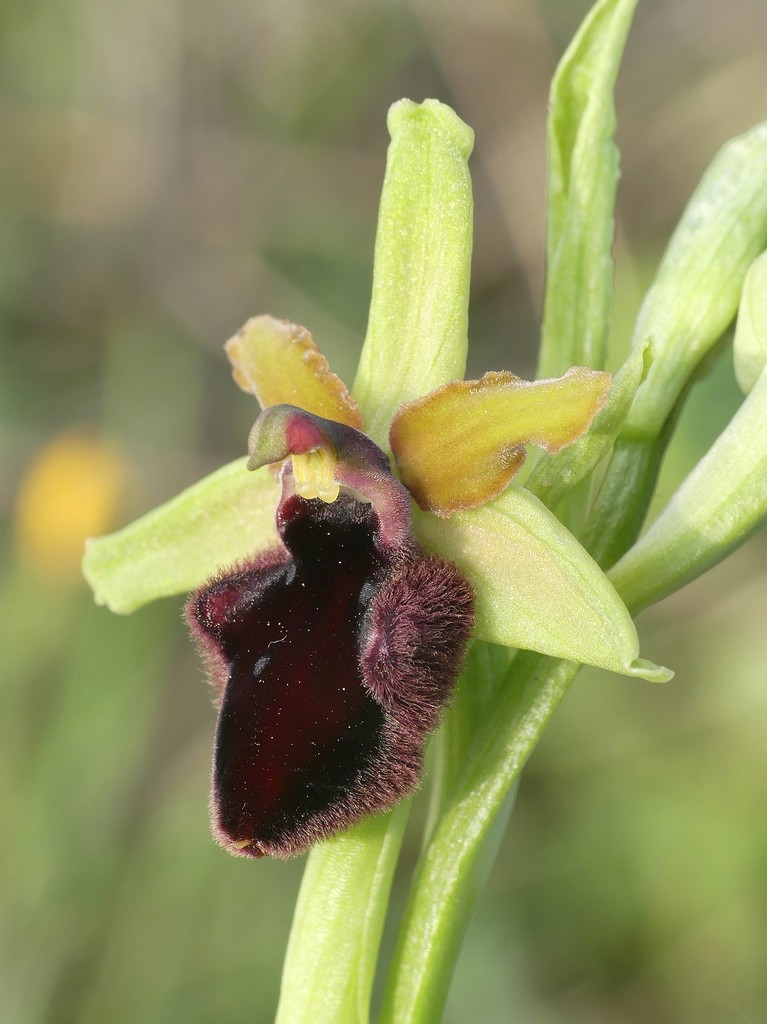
[581,344,721,569]
[379,367,680,1020]
[379,653,579,1024]
[425,641,513,837]
[276,804,409,1024]
[580,431,668,568]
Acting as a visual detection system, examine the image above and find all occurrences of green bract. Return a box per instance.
[611,352,767,613]
[627,120,767,440]
[539,0,637,377]
[276,807,408,1024]
[583,119,767,569]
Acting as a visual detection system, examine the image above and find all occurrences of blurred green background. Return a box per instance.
[2,1,767,1021]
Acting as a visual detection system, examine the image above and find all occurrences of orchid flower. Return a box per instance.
[83,97,670,861]
[188,316,614,857]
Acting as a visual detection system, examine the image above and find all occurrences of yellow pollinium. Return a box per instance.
[292,447,340,503]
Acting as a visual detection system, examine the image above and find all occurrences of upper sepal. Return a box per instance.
[353,99,474,447]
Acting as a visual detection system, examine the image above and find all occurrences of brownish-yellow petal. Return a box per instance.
[225,315,362,428]
[390,367,611,515]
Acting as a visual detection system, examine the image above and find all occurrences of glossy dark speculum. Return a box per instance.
[187,488,473,859]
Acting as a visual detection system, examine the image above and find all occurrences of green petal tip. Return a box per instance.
[387,98,474,159]
[626,659,674,683]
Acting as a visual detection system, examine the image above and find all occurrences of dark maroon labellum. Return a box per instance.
[187,488,473,858]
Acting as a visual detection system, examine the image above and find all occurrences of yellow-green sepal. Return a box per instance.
[82,459,279,613]
[414,487,671,681]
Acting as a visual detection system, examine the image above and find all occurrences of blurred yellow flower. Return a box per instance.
[15,433,126,581]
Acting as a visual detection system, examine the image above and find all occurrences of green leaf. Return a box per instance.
[414,487,671,681]
[526,340,651,509]
[275,806,409,1024]
[582,427,675,569]
[82,459,278,613]
[626,121,767,440]
[353,99,474,448]
[734,249,767,394]
[609,365,767,612]
[538,0,638,377]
